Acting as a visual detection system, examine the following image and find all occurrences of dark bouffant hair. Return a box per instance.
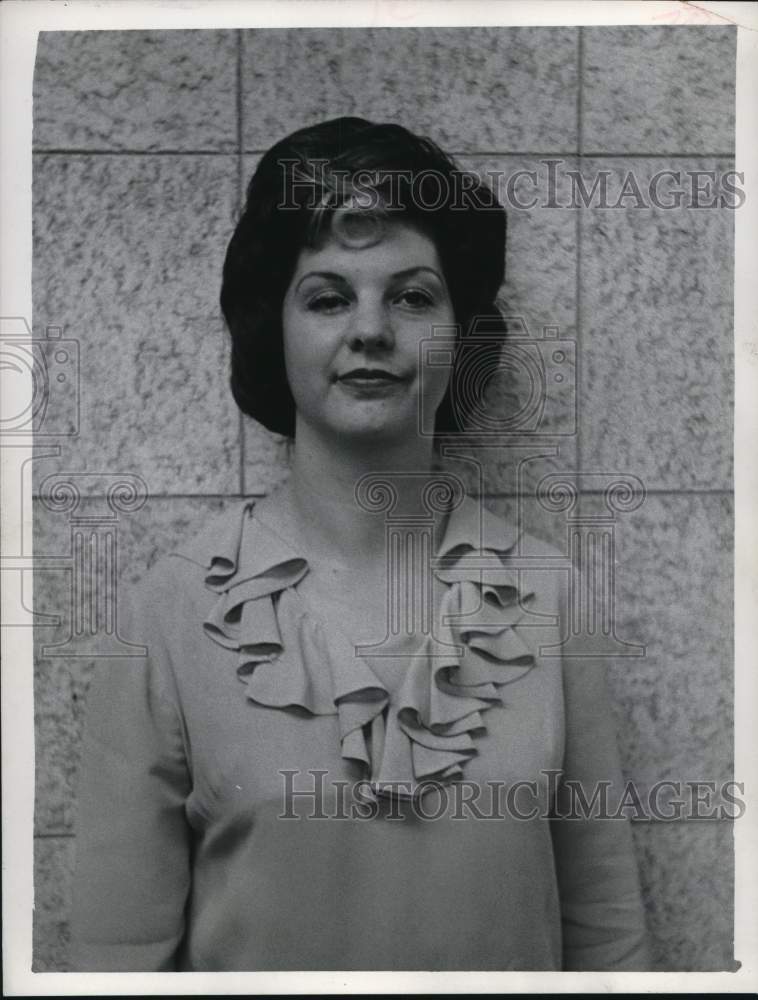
[220,116,507,438]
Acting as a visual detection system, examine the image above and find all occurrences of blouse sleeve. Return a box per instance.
[550,577,651,970]
[69,561,192,971]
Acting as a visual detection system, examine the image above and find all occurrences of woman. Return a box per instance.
[71,117,650,971]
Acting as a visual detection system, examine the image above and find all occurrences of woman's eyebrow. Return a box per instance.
[295,270,346,291]
[294,265,445,293]
[391,266,443,280]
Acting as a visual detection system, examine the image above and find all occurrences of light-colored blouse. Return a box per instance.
[70,494,650,971]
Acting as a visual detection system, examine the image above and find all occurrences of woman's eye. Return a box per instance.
[308,292,349,313]
[395,288,434,309]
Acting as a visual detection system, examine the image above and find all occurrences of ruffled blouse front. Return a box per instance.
[176,495,539,799]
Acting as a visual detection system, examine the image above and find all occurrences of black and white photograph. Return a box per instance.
[1,0,756,992]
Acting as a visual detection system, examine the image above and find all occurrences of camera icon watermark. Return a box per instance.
[419,316,575,438]
[0,317,79,436]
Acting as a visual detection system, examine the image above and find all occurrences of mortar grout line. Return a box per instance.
[31,149,736,161]
[29,487,735,504]
[236,28,247,499]
[241,150,735,160]
[576,26,584,488]
[32,148,238,157]
[577,27,584,160]
[241,150,735,161]
[483,487,734,499]
[581,152,736,160]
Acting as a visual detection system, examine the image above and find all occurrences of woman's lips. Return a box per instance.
[334,369,408,397]
[336,368,406,386]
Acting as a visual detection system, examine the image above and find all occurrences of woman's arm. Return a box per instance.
[69,562,192,971]
[550,573,651,970]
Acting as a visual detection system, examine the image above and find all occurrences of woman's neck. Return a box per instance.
[282,421,441,568]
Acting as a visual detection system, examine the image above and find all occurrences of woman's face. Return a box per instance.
[281,218,455,444]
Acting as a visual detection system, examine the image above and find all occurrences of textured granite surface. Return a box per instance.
[632,820,735,971]
[462,156,578,338]
[242,418,291,495]
[580,158,733,491]
[441,441,578,502]
[34,30,238,152]
[240,27,579,153]
[33,495,233,834]
[33,836,74,972]
[603,492,733,797]
[485,492,574,555]
[32,154,242,496]
[583,27,736,154]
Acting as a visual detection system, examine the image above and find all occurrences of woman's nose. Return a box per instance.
[347,299,394,352]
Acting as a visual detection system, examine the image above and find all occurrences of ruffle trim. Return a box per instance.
[175,498,538,799]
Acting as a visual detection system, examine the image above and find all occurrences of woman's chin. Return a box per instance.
[333,419,419,445]
[304,400,423,445]
[321,412,422,446]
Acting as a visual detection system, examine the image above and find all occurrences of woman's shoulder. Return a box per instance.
[447,495,555,550]
[132,497,259,604]
[441,497,565,616]
[475,500,567,607]
[458,496,564,562]
[167,497,255,571]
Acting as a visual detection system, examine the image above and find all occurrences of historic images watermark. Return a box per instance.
[278,769,746,822]
[277,159,746,212]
